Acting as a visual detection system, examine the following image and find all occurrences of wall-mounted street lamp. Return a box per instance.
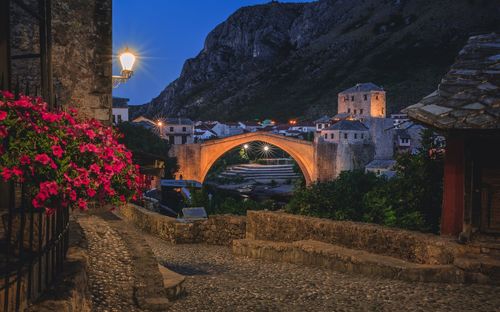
[157,121,164,138]
[112,49,136,88]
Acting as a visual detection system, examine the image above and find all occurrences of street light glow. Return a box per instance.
[243,144,249,149]
[263,145,270,151]
[157,121,162,126]
[119,50,136,72]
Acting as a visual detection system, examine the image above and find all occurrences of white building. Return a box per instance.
[239,121,261,132]
[314,115,331,131]
[112,97,129,124]
[320,120,369,144]
[162,118,194,145]
[194,125,217,142]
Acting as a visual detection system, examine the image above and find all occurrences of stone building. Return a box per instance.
[338,83,386,118]
[3,0,112,123]
[404,33,500,239]
[321,120,369,144]
[163,118,195,145]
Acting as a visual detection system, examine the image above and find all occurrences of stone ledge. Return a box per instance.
[233,239,468,284]
[246,211,470,265]
[157,264,185,300]
[118,204,246,245]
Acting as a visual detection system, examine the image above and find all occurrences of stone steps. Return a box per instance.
[232,239,497,284]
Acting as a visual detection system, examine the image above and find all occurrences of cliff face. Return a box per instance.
[136,0,500,121]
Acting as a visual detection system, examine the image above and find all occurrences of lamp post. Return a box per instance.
[112,48,136,88]
[157,121,163,139]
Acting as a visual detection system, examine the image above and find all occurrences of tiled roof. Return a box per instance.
[340,83,383,94]
[165,118,194,125]
[365,159,396,170]
[325,120,368,131]
[404,33,500,130]
[395,129,411,139]
[314,115,331,123]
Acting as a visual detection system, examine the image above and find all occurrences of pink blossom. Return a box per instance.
[40,112,62,123]
[20,155,31,165]
[51,145,63,158]
[11,167,23,178]
[87,188,96,197]
[1,168,12,181]
[69,190,77,201]
[35,153,51,165]
[0,125,8,138]
[77,198,88,210]
[0,111,7,121]
[1,91,14,99]
[40,181,58,196]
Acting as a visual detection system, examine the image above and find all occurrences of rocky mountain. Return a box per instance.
[134,0,500,121]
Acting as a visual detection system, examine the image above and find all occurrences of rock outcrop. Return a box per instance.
[136,0,500,121]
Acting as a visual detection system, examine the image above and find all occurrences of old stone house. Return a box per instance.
[337,82,386,118]
[405,33,500,239]
[321,120,369,144]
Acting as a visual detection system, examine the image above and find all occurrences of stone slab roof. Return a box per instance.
[404,33,500,130]
[325,120,368,131]
[112,97,129,108]
[314,115,331,123]
[365,159,397,170]
[339,83,383,94]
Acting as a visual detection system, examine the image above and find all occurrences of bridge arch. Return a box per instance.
[172,132,316,185]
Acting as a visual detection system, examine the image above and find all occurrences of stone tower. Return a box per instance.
[337,83,386,118]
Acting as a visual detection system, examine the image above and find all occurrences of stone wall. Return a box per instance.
[246,211,468,265]
[9,0,112,123]
[119,204,246,246]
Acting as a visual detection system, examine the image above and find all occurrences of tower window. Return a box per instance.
[354,109,357,114]
[345,96,349,101]
[360,109,364,115]
[348,108,351,113]
[364,94,368,101]
[351,96,354,101]
[324,133,327,139]
[344,133,348,139]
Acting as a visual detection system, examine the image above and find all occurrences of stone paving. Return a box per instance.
[144,234,500,312]
[79,215,140,312]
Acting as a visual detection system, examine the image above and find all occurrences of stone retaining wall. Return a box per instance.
[119,204,246,246]
[246,211,468,265]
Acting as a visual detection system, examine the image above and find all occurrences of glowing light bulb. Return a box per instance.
[119,50,136,71]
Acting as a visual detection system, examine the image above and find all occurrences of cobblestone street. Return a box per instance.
[79,215,140,312]
[145,234,500,312]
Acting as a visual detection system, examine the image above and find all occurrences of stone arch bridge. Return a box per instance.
[169,132,359,185]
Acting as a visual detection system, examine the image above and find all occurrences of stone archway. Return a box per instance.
[171,132,316,185]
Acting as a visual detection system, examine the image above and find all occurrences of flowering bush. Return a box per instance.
[0,91,146,213]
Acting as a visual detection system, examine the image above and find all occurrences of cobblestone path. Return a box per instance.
[79,215,140,312]
[145,234,500,312]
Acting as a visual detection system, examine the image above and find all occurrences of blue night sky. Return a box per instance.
[112,0,314,105]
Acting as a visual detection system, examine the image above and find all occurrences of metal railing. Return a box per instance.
[0,182,70,311]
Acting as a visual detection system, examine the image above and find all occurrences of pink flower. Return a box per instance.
[0,110,7,121]
[85,129,96,139]
[11,167,23,178]
[77,198,88,210]
[87,188,96,197]
[89,164,101,174]
[40,112,62,123]
[79,143,99,153]
[69,190,77,201]
[20,155,31,165]
[35,153,51,165]
[40,181,58,196]
[51,145,63,158]
[0,125,8,138]
[1,91,14,99]
[119,195,126,203]
[1,168,12,181]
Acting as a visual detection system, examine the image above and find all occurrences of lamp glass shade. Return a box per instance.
[119,52,136,71]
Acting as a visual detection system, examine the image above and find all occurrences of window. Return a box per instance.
[354,133,358,139]
[345,96,349,101]
[382,108,385,115]
[360,109,364,115]
[364,94,368,101]
[170,127,174,132]
[169,135,175,144]
[112,115,116,123]
[182,127,187,132]
[347,108,351,113]
[324,134,327,139]
[361,133,364,139]
[318,124,323,129]
[376,95,379,100]
[330,133,334,139]
[182,135,187,144]
[117,115,122,123]
[354,109,357,114]
[351,96,354,101]
[344,133,348,139]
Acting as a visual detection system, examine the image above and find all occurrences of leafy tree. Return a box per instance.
[117,122,178,178]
